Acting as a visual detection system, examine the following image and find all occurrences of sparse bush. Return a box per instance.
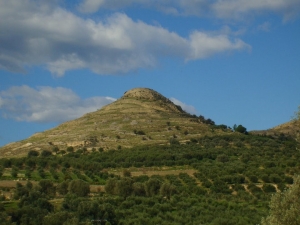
[134,130,146,135]
[66,146,74,153]
[285,176,294,184]
[190,138,198,143]
[41,150,52,157]
[28,150,39,157]
[52,146,59,154]
[262,184,276,193]
[169,138,180,145]
[60,150,66,155]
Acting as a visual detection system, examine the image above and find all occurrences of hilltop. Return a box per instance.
[0,88,231,158]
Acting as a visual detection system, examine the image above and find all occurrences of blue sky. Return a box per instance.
[0,0,300,147]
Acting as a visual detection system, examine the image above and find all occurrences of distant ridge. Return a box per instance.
[251,119,299,141]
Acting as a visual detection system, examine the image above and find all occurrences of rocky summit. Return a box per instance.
[0,88,230,158]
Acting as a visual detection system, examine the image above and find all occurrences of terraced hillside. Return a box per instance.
[0,88,231,158]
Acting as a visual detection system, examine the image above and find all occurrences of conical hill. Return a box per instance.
[0,88,230,158]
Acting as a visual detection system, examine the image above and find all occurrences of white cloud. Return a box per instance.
[170,97,197,115]
[0,0,249,76]
[78,0,300,20]
[188,31,251,59]
[0,85,116,122]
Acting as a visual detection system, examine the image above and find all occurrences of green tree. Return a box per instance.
[39,179,56,197]
[132,182,146,196]
[145,178,161,196]
[115,177,133,197]
[261,175,300,225]
[235,124,248,134]
[68,180,90,197]
[105,178,117,195]
[160,182,176,199]
[57,181,69,195]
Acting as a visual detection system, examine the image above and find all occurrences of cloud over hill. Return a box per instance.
[0,85,115,122]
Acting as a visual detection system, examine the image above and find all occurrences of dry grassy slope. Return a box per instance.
[251,119,300,141]
[0,88,231,158]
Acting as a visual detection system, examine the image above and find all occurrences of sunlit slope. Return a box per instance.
[251,119,299,141]
[0,88,231,157]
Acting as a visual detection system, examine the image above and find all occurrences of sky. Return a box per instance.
[0,0,300,147]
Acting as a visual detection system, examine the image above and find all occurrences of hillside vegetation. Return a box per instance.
[0,133,299,224]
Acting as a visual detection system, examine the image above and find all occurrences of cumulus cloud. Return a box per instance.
[0,0,249,76]
[0,86,116,122]
[78,0,300,20]
[170,97,197,115]
[188,31,250,59]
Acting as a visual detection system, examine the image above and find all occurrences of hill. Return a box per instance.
[0,88,232,158]
[251,119,299,142]
[0,88,299,224]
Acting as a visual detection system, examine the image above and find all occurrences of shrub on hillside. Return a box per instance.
[261,175,300,225]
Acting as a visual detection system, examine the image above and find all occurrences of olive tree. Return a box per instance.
[261,175,300,225]
[68,180,90,197]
